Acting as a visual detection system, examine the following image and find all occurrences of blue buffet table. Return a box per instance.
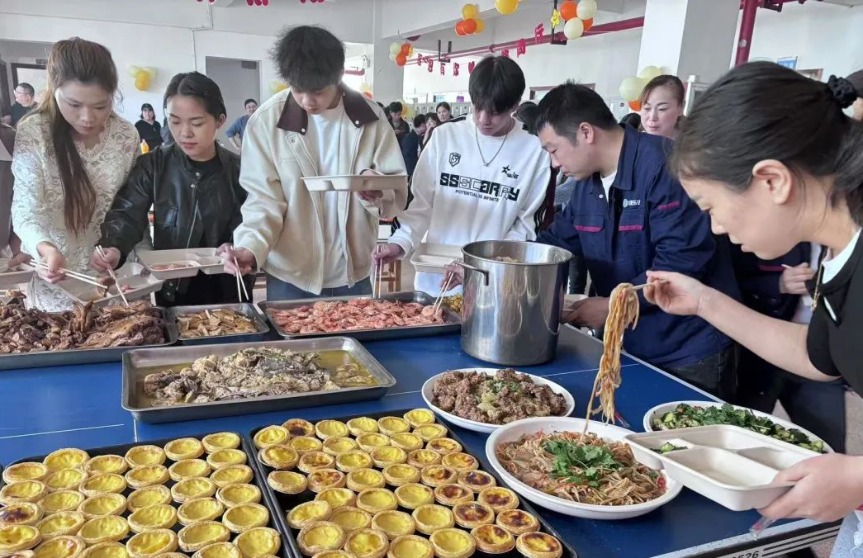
[0,327,837,558]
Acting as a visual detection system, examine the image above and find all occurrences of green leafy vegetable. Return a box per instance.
[542,439,622,487]
[653,442,686,455]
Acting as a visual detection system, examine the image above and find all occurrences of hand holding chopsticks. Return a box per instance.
[233,256,249,302]
[432,272,455,316]
[32,261,105,289]
[96,246,129,307]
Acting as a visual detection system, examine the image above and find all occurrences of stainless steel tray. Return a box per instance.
[259,290,461,341]
[167,303,270,346]
[0,307,178,371]
[122,337,397,423]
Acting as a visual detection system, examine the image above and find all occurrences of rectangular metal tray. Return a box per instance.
[167,303,270,346]
[0,307,178,371]
[259,290,461,341]
[248,408,579,558]
[122,337,397,424]
[2,433,291,558]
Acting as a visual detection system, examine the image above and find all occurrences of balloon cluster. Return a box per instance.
[559,0,596,40]
[246,0,269,5]
[619,66,664,110]
[389,41,415,67]
[495,0,519,15]
[456,4,485,36]
[129,66,156,91]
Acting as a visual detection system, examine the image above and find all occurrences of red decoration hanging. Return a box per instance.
[427,58,434,72]
[468,61,476,74]
[516,39,527,57]
[534,23,545,42]
[501,48,510,58]
[417,55,424,66]
[440,62,446,75]
[454,63,460,77]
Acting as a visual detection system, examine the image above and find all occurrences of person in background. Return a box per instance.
[849,69,863,121]
[222,26,406,300]
[640,74,685,140]
[134,103,162,151]
[402,113,426,179]
[373,56,551,295]
[226,98,258,151]
[388,101,410,147]
[436,101,452,123]
[423,112,440,148]
[160,117,174,145]
[95,72,251,307]
[535,82,740,400]
[0,124,27,267]
[515,101,539,135]
[620,112,641,130]
[2,83,38,128]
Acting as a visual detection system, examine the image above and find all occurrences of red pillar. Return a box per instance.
[736,0,759,66]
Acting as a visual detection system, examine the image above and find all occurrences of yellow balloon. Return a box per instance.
[495,0,518,15]
[576,0,597,20]
[619,76,646,102]
[639,65,663,81]
[475,18,485,33]
[563,18,584,40]
[134,73,150,91]
[400,100,414,119]
[462,3,478,19]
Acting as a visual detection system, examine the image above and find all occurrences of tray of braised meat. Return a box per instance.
[0,293,178,371]
[259,291,461,341]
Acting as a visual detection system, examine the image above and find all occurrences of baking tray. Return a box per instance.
[137,248,224,280]
[0,259,33,289]
[0,307,178,372]
[167,303,270,346]
[54,262,164,307]
[259,291,461,341]
[248,408,579,558]
[409,243,462,275]
[2,433,290,558]
[122,337,396,424]
[302,174,408,192]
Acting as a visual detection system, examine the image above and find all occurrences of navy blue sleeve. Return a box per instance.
[402,133,420,176]
[536,197,582,259]
[226,117,243,139]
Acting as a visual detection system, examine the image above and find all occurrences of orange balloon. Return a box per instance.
[400,43,411,55]
[455,20,467,35]
[582,17,594,31]
[628,100,642,111]
[396,54,407,66]
[559,0,577,21]
[462,18,477,34]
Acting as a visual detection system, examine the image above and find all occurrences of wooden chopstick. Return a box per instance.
[631,279,667,292]
[96,246,129,307]
[33,261,105,289]
[234,258,250,302]
[432,273,454,315]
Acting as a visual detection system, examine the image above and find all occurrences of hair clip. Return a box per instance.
[827,75,858,109]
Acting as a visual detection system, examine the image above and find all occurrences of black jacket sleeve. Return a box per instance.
[99,152,157,258]
[402,132,420,177]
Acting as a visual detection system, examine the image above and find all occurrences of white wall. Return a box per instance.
[205,57,260,150]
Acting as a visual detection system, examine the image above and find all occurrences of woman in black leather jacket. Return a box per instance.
[93,72,253,306]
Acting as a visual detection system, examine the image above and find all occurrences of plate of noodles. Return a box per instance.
[486,417,682,519]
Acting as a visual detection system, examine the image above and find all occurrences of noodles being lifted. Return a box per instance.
[584,283,640,431]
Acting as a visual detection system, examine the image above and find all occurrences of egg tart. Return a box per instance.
[516,532,563,558]
[297,522,346,557]
[477,487,519,513]
[282,419,315,438]
[234,527,281,558]
[371,511,415,540]
[126,486,171,513]
[0,481,48,504]
[393,484,434,510]
[39,492,86,516]
[333,451,372,474]
[355,489,397,515]
[377,417,409,437]
[80,474,128,497]
[125,529,178,558]
[287,501,332,530]
[457,471,496,492]
[321,437,358,456]
[2,463,48,485]
[33,535,86,558]
[215,484,261,508]
[356,434,390,454]
[314,420,349,441]
[44,469,86,492]
[495,509,538,536]
[205,449,247,470]
[178,521,231,553]
[0,503,43,527]
[266,471,307,495]
[171,477,217,503]
[370,447,407,469]
[253,426,289,450]
[81,542,129,558]
[389,434,423,453]
[426,438,462,455]
[452,502,494,529]
[168,459,211,482]
[1,550,34,558]
[346,469,386,493]
[0,524,42,552]
[382,464,420,487]
[471,524,515,555]
[307,470,346,494]
[125,466,169,490]
[149,554,185,558]
[411,505,454,536]
[298,452,336,474]
[84,456,128,477]
[221,503,269,534]
[201,433,241,454]
[209,465,254,488]
[434,485,474,507]
[441,453,478,473]
[429,528,476,558]
[191,542,241,558]
[44,449,89,473]
[387,534,433,558]
[420,466,457,488]
[403,409,436,429]
[343,528,389,558]
[176,498,224,527]
[289,437,323,455]
[311,551,352,558]
[124,447,165,469]
[163,438,204,462]
[329,507,371,533]
[78,515,130,545]
[346,417,378,437]
[257,446,299,471]
[127,504,177,533]
[315,488,355,510]
[413,425,448,443]
[78,494,127,519]
[35,512,85,539]
[406,449,441,469]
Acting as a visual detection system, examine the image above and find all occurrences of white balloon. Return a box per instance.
[639,65,663,81]
[619,76,646,102]
[564,18,584,40]
[576,0,597,20]
[389,42,402,56]
[389,52,398,61]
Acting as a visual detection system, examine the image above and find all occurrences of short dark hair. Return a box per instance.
[140,103,155,119]
[535,82,618,141]
[469,56,525,114]
[412,114,427,128]
[640,74,685,106]
[426,113,441,125]
[16,82,35,96]
[515,101,539,134]
[272,26,344,92]
[436,102,451,112]
[388,101,403,113]
[620,112,642,130]
[164,71,227,119]
[849,69,863,97]
[244,98,257,106]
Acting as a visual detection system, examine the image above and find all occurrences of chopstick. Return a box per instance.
[631,279,667,292]
[372,246,383,299]
[32,261,105,289]
[96,246,129,307]
[233,257,249,302]
[749,515,776,539]
[613,411,631,429]
[432,272,454,315]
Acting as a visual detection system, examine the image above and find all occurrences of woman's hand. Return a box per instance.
[90,247,120,272]
[760,454,863,522]
[644,271,709,316]
[36,243,66,283]
[218,243,257,276]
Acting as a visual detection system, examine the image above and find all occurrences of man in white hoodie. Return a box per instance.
[373,56,551,294]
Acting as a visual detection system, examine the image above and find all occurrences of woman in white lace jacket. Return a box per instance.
[11,37,138,311]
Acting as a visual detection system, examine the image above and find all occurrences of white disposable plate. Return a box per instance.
[421,368,575,434]
[486,417,682,519]
[643,400,833,453]
[56,263,164,307]
[409,243,463,275]
[302,174,408,192]
[0,259,34,288]
[137,248,224,280]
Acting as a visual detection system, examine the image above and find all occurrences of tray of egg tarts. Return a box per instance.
[0,433,285,558]
[247,409,577,558]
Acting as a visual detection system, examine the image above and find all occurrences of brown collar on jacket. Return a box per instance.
[277,86,378,135]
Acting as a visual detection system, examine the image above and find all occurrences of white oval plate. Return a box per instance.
[485,417,682,519]
[643,401,833,453]
[421,368,575,434]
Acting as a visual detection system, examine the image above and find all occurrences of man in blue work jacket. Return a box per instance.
[534,82,740,400]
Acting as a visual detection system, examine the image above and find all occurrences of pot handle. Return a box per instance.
[451,260,489,286]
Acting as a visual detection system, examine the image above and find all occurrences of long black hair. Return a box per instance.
[670,62,863,223]
[163,72,227,119]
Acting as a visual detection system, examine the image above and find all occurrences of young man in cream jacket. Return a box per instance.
[222,26,407,299]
